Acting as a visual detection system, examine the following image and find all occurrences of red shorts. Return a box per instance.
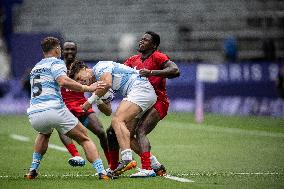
[153,100,169,120]
[71,109,94,118]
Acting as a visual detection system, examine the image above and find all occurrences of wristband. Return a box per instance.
[96,99,104,105]
[87,95,99,104]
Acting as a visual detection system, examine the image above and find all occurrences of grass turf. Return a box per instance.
[0,113,283,189]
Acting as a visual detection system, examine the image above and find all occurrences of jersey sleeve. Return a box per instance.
[124,57,133,67]
[93,61,114,80]
[51,60,67,80]
[154,52,170,68]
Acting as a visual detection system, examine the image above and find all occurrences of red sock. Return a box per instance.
[66,143,80,157]
[141,151,151,170]
[108,150,119,170]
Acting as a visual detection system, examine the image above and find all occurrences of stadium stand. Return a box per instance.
[12,0,284,62]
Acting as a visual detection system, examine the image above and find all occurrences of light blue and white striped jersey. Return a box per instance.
[93,61,147,96]
[27,57,67,115]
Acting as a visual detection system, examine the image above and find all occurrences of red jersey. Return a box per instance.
[124,51,170,104]
[61,87,94,117]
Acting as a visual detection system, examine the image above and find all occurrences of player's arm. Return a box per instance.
[139,60,180,79]
[97,101,112,116]
[96,89,114,116]
[94,72,112,97]
[56,75,104,92]
[81,72,112,111]
[87,72,112,102]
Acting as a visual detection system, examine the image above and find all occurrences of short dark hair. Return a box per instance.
[145,31,160,48]
[41,37,60,53]
[64,41,77,48]
[68,60,87,79]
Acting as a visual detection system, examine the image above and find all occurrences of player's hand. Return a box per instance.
[81,101,92,112]
[88,81,106,92]
[139,68,151,77]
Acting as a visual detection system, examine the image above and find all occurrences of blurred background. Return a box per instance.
[0,0,283,117]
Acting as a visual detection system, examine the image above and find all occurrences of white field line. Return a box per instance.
[10,134,30,142]
[164,174,194,182]
[49,144,68,152]
[0,172,281,179]
[0,173,195,183]
[9,134,193,182]
[10,134,67,152]
[175,172,281,176]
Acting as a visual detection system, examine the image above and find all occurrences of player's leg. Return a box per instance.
[130,136,141,155]
[106,126,120,171]
[129,107,160,178]
[111,100,141,175]
[58,132,80,157]
[65,122,110,180]
[25,133,51,179]
[106,121,138,172]
[139,102,168,176]
[58,132,85,167]
[113,80,157,176]
[130,136,166,176]
[25,111,54,179]
[57,108,112,180]
[112,100,141,151]
[84,113,110,164]
[136,107,160,151]
[131,103,168,177]
[65,122,99,163]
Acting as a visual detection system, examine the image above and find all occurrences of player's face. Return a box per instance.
[63,42,77,62]
[55,45,62,58]
[74,68,92,85]
[138,34,155,52]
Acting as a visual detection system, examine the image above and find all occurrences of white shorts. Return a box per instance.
[28,107,79,134]
[123,79,157,118]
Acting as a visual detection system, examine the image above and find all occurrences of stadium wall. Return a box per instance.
[167,63,284,117]
[1,33,284,116]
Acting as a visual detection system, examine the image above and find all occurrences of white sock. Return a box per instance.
[121,149,132,161]
[150,155,161,169]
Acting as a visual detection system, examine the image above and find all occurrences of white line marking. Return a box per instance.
[178,172,281,176]
[9,133,281,183]
[164,174,195,183]
[0,172,281,179]
[10,134,67,152]
[48,144,68,152]
[10,134,30,142]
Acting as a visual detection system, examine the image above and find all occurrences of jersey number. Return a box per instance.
[32,75,42,97]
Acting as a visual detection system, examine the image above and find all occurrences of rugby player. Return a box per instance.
[107,31,180,177]
[58,41,112,167]
[69,60,157,176]
[24,37,111,180]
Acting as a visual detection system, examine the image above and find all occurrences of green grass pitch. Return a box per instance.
[0,113,283,189]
